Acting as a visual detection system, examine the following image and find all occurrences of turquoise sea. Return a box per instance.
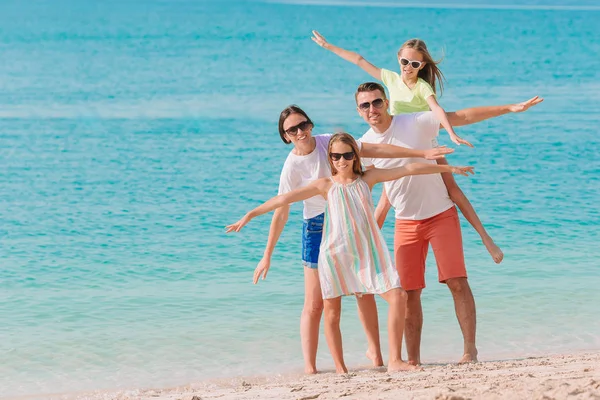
[1,0,599,397]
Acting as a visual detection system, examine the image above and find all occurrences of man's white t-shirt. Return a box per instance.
[278,134,336,220]
[360,112,454,220]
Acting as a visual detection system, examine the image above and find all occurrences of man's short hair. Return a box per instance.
[355,82,388,102]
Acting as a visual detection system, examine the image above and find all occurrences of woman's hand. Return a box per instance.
[253,256,271,284]
[450,166,475,176]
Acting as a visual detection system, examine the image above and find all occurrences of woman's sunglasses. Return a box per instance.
[285,120,312,136]
[358,98,385,111]
[329,151,355,161]
[399,57,423,69]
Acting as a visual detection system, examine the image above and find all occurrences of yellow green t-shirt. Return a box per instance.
[380,68,435,115]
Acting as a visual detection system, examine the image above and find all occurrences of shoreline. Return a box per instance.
[28,351,600,400]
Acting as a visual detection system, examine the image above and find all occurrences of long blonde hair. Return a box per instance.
[398,39,445,96]
[327,133,364,176]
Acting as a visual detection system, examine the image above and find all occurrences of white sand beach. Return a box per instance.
[67,352,600,400]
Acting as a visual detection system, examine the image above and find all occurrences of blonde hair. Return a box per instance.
[327,133,363,176]
[398,39,445,96]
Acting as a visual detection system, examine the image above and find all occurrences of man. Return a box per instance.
[356,82,541,364]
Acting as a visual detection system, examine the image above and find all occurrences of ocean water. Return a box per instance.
[1,0,599,397]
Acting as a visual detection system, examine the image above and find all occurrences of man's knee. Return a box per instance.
[446,277,470,294]
[405,289,422,307]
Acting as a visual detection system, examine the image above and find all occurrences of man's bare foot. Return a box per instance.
[458,352,478,364]
[388,360,423,372]
[407,359,421,366]
[482,236,504,264]
[366,349,384,367]
[304,365,318,374]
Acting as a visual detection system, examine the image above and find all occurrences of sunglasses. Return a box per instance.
[358,98,385,111]
[285,120,312,136]
[399,57,423,69]
[329,151,355,161]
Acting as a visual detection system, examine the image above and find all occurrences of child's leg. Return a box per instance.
[436,159,504,263]
[379,288,422,372]
[355,294,384,367]
[301,266,324,374]
[323,297,347,374]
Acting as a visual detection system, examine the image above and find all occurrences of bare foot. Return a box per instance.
[388,360,423,372]
[458,352,478,364]
[482,237,504,264]
[366,350,384,367]
[304,365,318,374]
[336,366,349,374]
[407,359,421,366]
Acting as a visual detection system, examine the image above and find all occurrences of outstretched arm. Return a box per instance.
[426,96,473,148]
[360,141,454,160]
[446,96,544,127]
[226,181,326,233]
[311,30,382,80]
[364,163,474,188]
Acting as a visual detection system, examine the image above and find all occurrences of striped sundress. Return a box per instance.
[318,176,401,299]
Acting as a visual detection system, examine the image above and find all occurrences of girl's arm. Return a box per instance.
[446,96,544,126]
[363,162,474,188]
[360,141,454,160]
[226,180,327,233]
[311,30,381,80]
[426,96,474,148]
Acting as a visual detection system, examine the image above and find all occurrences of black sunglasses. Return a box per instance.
[329,151,355,161]
[358,98,385,111]
[285,120,312,136]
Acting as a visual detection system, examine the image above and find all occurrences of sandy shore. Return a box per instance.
[68,352,600,400]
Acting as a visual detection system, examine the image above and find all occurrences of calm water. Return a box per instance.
[1,0,599,397]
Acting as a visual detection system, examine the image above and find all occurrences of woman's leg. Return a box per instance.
[379,288,422,372]
[301,266,324,374]
[436,158,504,263]
[355,294,384,366]
[323,296,347,373]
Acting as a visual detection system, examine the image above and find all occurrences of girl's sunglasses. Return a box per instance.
[358,98,385,111]
[399,57,423,69]
[285,120,312,136]
[329,151,355,161]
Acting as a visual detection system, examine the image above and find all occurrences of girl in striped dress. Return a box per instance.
[226,133,473,373]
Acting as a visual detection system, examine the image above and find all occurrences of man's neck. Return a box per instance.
[370,115,393,134]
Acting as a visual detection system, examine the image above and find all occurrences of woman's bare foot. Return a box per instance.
[366,349,384,367]
[304,365,318,374]
[388,360,423,372]
[482,236,503,264]
[458,352,478,364]
[335,365,349,374]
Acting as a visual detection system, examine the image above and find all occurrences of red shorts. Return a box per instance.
[394,207,467,291]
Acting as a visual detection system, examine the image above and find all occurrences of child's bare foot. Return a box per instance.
[336,365,349,374]
[388,360,423,372]
[407,358,420,366]
[482,236,503,264]
[366,349,384,367]
[458,352,478,364]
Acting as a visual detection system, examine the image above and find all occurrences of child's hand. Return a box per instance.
[424,146,454,160]
[225,214,251,233]
[311,30,329,48]
[451,166,475,176]
[508,96,544,113]
[449,133,474,148]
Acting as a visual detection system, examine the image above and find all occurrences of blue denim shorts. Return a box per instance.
[302,213,324,269]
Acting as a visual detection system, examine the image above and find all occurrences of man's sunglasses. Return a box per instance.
[329,151,355,161]
[358,98,385,111]
[285,120,312,136]
[399,57,423,69]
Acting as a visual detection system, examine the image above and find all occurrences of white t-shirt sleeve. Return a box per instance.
[357,136,374,168]
[414,112,441,141]
[278,160,300,195]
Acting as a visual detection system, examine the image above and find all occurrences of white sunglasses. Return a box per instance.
[399,57,423,69]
